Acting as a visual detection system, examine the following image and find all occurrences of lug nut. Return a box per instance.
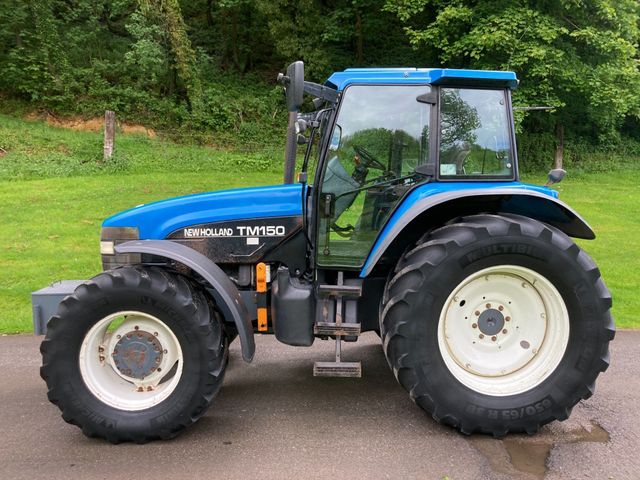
[475,311,481,316]
[154,331,159,336]
[491,336,497,342]
[502,329,508,334]
[472,323,478,329]
[98,346,104,353]
[505,316,511,322]
[479,334,485,339]
[486,303,491,309]
[498,305,504,311]
[134,326,139,330]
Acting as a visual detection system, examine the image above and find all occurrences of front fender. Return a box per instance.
[115,240,255,362]
[360,186,595,277]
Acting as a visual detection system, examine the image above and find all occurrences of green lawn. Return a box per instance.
[525,171,640,329]
[0,115,638,331]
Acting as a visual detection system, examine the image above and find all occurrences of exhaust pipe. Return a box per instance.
[278,62,305,184]
[283,111,297,184]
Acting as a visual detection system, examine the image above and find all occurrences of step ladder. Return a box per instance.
[313,272,362,378]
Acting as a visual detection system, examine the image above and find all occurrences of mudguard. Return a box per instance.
[360,186,595,277]
[115,240,255,362]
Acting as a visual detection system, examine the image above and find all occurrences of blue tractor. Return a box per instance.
[38,61,614,442]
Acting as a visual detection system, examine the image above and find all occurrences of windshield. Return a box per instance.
[316,84,431,268]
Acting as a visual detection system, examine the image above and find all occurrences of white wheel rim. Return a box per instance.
[437,265,569,396]
[79,311,183,411]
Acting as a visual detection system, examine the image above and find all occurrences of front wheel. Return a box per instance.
[380,214,614,436]
[41,266,228,443]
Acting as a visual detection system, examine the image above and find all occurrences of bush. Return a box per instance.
[518,133,640,173]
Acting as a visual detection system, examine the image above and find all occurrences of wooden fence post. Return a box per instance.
[103,110,115,161]
[554,122,564,169]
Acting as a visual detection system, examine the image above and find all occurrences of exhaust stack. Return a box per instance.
[277,61,304,184]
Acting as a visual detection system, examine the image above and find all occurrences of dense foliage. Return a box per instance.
[0,0,639,166]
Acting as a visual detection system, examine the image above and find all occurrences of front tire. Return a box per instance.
[380,214,614,436]
[40,266,227,443]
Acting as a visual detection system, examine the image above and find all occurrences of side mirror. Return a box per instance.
[546,168,566,186]
[277,61,304,112]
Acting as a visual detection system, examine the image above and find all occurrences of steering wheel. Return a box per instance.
[353,145,386,171]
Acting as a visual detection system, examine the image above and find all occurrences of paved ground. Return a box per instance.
[0,331,638,480]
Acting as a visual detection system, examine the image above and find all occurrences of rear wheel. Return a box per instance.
[41,266,227,443]
[380,214,614,436]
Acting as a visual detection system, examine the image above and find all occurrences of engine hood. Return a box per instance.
[102,184,303,239]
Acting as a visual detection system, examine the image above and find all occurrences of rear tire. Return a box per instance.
[40,266,227,443]
[380,214,614,436]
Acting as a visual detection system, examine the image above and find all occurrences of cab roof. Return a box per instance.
[325,67,518,91]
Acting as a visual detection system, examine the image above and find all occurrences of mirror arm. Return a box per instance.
[303,81,338,104]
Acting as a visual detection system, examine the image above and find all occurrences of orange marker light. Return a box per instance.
[256,263,268,331]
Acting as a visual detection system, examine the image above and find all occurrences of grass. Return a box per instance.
[0,114,638,331]
[0,113,282,180]
[0,171,282,332]
[524,171,640,328]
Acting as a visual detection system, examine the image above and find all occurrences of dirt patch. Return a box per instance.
[120,123,156,137]
[567,421,610,444]
[0,147,7,157]
[25,112,156,137]
[470,421,610,479]
[502,436,553,478]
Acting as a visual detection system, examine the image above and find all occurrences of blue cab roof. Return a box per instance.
[325,67,518,91]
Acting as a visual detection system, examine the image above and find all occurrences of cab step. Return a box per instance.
[313,361,362,378]
[313,271,362,378]
[317,283,362,298]
[314,322,361,336]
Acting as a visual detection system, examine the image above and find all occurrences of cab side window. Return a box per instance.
[439,88,513,178]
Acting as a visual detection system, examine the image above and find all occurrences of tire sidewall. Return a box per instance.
[397,231,605,428]
[46,271,225,437]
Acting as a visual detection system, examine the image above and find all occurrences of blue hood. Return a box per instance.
[103,184,303,239]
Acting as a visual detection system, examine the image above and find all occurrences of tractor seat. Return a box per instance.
[322,156,360,219]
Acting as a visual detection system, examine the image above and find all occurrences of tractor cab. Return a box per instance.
[279,62,519,269]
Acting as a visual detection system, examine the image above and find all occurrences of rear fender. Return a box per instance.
[360,188,595,277]
[115,240,255,362]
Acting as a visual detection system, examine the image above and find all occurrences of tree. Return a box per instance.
[137,0,202,109]
[385,0,640,141]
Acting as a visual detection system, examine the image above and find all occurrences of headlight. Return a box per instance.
[100,227,140,270]
[100,241,115,255]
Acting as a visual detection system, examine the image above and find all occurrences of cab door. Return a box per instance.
[315,84,432,268]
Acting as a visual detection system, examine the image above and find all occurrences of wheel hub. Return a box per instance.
[477,308,505,336]
[111,330,163,379]
[438,265,570,396]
